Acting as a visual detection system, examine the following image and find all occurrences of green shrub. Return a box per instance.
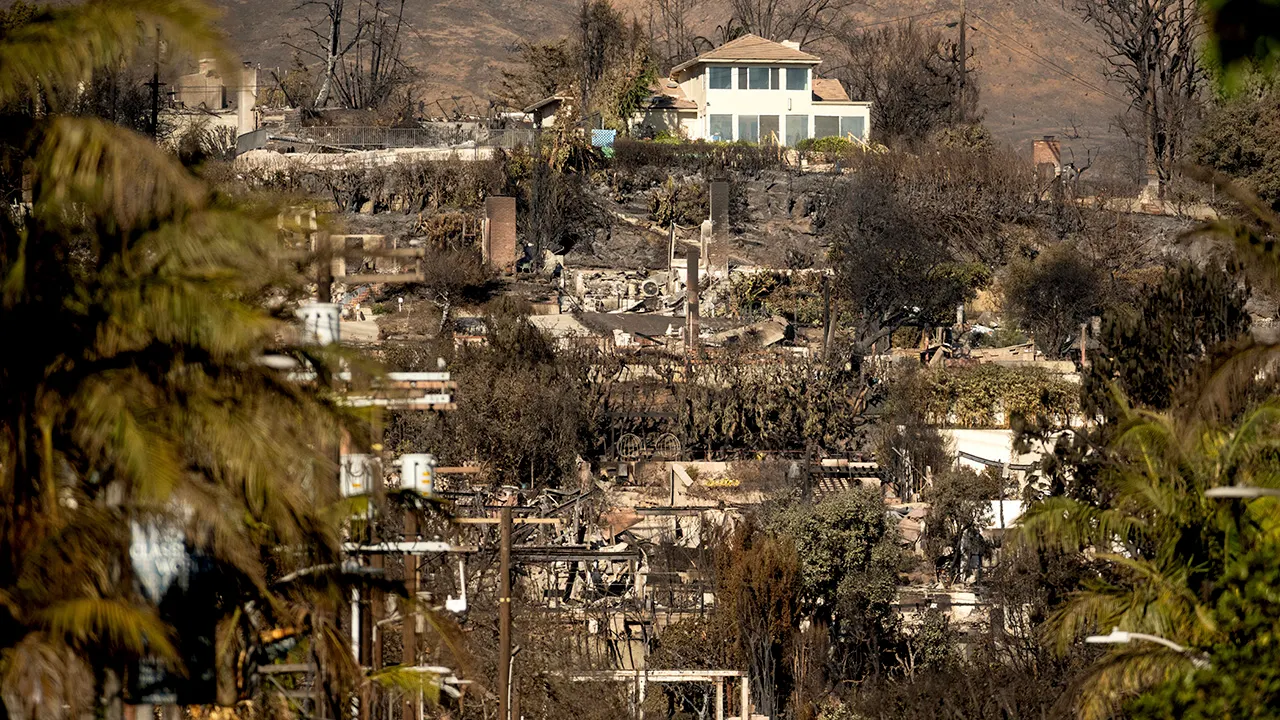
[797,136,858,162]
[906,364,1078,427]
[612,137,786,176]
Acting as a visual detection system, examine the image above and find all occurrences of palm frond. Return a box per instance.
[368,665,444,705]
[1074,644,1195,720]
[0,0,229,108]
[38,598,179,662]
[31,116,206,233]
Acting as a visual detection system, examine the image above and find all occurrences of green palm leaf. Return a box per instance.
[39,598,179,662]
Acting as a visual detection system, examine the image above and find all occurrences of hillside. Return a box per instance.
[211,0,1130,154]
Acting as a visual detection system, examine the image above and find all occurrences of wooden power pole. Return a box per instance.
[497,508,513,720]
[958,0,968,122]
[147,27,163,138]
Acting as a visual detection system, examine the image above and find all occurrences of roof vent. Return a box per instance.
[781,40,801,50]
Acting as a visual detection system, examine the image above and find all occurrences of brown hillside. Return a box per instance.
[212,0,1130,152]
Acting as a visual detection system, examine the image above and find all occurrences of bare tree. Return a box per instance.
[1077,0,1206,195]
[648,0,702,68]
[294,0,353,107]
[835,22,977,146]
[728,0,858,46]
[292,0,411,110]
[578,0,633,124]
[333,0,413,111]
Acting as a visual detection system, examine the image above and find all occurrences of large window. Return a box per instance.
[709,114,734,141]
[840,116,866,140]
[709,66,732,89]
[760,115,780,144]
[748,66,772,89]
[815,115,868,141]
[814,116,840,138]
[785,114,808,146]
[738,115,760,143]
[786,68,808,90]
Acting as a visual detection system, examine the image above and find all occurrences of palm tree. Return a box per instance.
[1015,398,1280,719]
[0,2,406,717]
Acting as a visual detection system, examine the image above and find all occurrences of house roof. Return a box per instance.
[811,77,850,102]
[641,80,697,111]
[671,34,821,73]
[523,94,571,114]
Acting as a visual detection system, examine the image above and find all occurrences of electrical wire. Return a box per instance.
[845,7,953,31]
[967,11,1131,106]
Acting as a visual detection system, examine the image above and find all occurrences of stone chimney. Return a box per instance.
[1032,135,1061,177]
[781,40,801,50]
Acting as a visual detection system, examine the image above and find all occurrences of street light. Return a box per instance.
[1205,486,1280,500]
[1085,627,1210,668]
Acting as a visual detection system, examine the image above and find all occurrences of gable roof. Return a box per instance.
[811,77,850,102]
[671,34,821,73]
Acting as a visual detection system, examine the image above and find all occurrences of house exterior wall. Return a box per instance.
[635,108,698,137]
[674,62,871,145]
[533,106,559,129]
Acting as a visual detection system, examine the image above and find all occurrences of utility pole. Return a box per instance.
[497,508,513,720]
[147,27,163,138]
[957,0,967,123]
[283,220,435,720]
[401,505,418,720]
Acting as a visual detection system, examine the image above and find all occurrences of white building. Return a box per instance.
[525,34,871,146]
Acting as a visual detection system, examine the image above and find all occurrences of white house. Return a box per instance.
[648,34,871,146]
[525,34,871,146]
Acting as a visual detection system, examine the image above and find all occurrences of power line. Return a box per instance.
[967,12,1129,106]
[845,7,952,32]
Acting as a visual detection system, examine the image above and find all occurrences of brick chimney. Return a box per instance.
[1032,135,1061,176]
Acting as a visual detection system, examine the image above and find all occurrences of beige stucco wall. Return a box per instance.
[635,108,698,137]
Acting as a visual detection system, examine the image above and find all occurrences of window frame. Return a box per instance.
[786,67,808,91]
[759,115,781,144]
[708,114,734,141]
[785,114,809,146]
[747,66,771,90]
[738,115,760,143]
[814,115,840,139]
[708,66,732,90]
[840,116,866,140]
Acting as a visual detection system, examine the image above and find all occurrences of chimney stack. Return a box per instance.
[1032,135,1061,176]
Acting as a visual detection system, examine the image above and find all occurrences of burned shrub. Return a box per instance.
[647,177,707,227]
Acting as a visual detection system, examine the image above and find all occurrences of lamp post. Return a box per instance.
[1205,486,1280,500]
[1085,627,1210,668]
